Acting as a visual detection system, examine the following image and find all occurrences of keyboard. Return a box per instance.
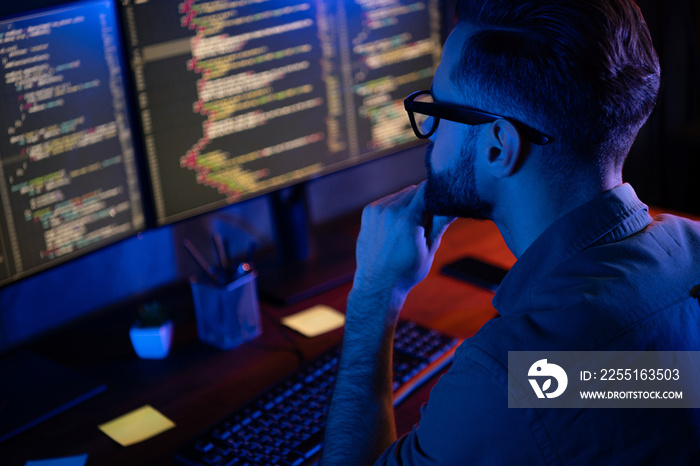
[175,320,461,466]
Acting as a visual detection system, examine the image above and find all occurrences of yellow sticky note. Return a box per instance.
[281,305,345,337]
[98,405,175,447]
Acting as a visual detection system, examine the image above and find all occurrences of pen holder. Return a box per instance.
[190,271,262,350]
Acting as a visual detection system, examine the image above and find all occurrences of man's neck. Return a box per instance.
[493,174,623,258]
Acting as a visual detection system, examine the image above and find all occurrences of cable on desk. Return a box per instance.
[253,306,306,364]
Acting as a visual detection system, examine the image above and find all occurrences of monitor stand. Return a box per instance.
[256,184,357,306]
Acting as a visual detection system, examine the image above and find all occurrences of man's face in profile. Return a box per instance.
[424,131,491,220]
[423,23,492,220]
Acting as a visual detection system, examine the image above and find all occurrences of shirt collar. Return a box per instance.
[492,183,652,316]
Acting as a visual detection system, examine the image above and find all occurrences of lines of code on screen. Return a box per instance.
[0,0,145,286]
[122,0,440,224]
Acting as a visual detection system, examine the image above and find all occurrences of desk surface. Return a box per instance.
[0,215,512,465]
[4,209,637,464]
[2,204,690,465]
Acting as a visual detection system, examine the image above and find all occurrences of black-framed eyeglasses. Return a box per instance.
[404,90,553,145]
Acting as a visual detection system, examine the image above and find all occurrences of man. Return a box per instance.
[321,0,700,464]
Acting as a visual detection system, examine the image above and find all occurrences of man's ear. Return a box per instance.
[484,119,525,178]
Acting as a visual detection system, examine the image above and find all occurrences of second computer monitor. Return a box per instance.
[0,0,145,287]
[120,0,442,225]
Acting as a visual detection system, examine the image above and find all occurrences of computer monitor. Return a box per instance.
[120,0,442,302]
[119,0,442,226]
[0,0,146,441]
[0,0,146,288]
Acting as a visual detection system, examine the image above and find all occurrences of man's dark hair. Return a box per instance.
[453,0,660,175]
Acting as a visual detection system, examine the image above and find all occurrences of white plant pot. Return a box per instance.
[129,320,174,359]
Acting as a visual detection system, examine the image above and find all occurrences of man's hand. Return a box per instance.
[321,183,453,466]
[352,182,454,320]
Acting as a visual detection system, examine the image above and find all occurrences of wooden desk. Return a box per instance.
[0,217,511,465]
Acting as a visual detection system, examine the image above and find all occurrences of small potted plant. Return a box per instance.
[129,301,173,359]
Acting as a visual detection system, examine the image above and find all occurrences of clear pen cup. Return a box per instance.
[189,270,262,350]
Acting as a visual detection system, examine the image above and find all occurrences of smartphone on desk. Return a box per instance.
[441,256,509,292]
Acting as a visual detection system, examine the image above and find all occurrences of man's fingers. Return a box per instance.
[380,182,451,243]
[429,214,455,245]
[432,214,455,235]
[369,183,417,208]
[406,181,426,212]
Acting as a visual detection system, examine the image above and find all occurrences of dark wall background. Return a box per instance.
[624,0,700,213]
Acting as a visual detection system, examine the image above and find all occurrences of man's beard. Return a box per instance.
[424,136,493,220]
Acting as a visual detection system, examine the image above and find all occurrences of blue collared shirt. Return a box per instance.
[377,184,700,465]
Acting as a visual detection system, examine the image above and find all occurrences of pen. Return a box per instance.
[213,232,229,273]
[183,239,219,284]
[233,262,251,280]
